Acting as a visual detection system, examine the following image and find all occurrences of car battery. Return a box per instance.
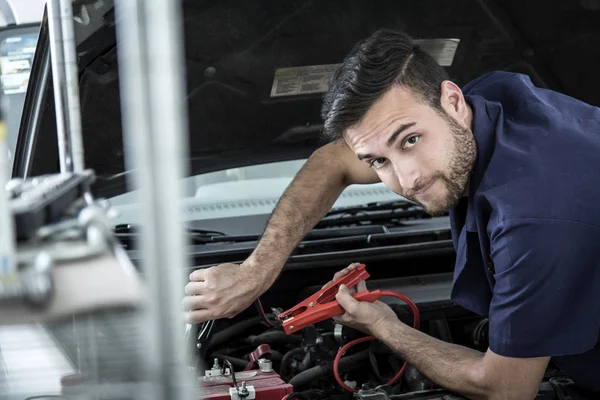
[200,359,293,400]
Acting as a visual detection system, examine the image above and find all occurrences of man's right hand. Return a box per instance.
[181,141,380,325]
[183,262,270,324]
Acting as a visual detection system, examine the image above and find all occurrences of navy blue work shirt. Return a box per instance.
[449,71,600,392]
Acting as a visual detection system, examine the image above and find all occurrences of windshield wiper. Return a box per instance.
[113,201,437,250]
[324,200,418,217]
[113,223,233,247]
[113,223,395,250]
[318,200,434,228]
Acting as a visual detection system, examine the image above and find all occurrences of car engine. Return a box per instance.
[190,273,580,400]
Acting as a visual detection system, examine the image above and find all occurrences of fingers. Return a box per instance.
[184,281,207,296]
[335,284,358,313]
[322,263,365,290]
[189,268,208,282]
[183,264,255,323]
[185,309,214,324]
[182,294,213,311]
[332,262,362,281]
[357,278,367,292]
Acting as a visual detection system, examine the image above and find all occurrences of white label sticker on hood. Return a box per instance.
[270,38,460,97]
[270,63,341,97]
[413,38,460,67]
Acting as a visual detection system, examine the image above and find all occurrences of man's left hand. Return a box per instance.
[334,283,399,336]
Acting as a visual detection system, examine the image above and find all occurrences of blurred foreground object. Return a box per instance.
[0,0,196,397]
[0,179,144,324]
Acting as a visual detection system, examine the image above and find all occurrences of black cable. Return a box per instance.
[198,320,215,342]
[368,341,384,381]
[195,320,216,370]
[210,353,248,369]
[222,359,238,389]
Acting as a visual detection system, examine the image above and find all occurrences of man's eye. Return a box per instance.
[403,135,420,149]
[371,158,386,168]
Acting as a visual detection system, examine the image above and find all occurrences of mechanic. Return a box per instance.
[183,29,600,398]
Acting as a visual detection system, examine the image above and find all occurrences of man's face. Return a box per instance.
[343,84,477,216]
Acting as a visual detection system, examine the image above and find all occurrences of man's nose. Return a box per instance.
[394,162,419,191]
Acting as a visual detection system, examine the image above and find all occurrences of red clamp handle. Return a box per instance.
[277,265,381,334]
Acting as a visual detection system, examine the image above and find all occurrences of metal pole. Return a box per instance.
[113,0,195,399]
[47,0,85,173]
[46,0,70,173]
[59,0,85,172]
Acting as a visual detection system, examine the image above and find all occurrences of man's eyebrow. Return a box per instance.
[356,122,416,161]
[386,122,416,147]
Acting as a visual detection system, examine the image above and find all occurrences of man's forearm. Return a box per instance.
[372,319,491,399]
[247,147,349,284]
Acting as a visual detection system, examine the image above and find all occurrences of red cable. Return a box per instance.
[333,290,420,393]
[257,298,277,327]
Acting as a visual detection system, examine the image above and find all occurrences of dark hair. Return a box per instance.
[321,29,449,142]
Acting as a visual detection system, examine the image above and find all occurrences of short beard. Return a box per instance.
[404,113,477,216]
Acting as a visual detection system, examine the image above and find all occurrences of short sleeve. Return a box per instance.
[488,217,600,357]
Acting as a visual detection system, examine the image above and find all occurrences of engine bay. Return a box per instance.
[189,267,581,400]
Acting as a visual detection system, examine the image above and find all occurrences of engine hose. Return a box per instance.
[268,349,284,363]
[289,365,328,388]
[368,342,384,381]
[248,330,303,347]
[300,351,311,371]
[207,316,265,350]
[281,392,311,400]
[289,349,369,388]
[280,347,306,379]
[333,290,420,393]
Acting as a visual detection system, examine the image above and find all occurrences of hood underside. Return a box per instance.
[19,0,600,197]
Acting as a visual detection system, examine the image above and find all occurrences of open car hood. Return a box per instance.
[12,0,600,198]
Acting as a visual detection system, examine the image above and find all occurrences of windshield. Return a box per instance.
[107,159,402,225]
[0,25,39,163]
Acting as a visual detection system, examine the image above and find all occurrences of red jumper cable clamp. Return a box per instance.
[278,264,421,393]
[277,264,382,335]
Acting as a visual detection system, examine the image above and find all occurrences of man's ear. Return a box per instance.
[439,80,469,124]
